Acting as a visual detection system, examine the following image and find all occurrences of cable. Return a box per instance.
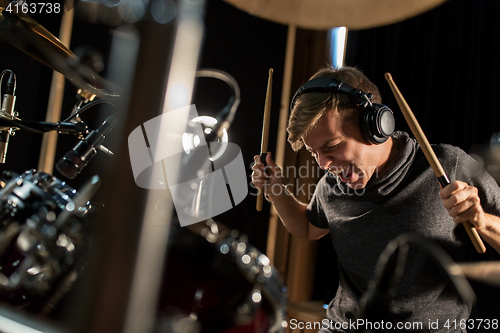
[0,118,43,134]
[355,234,476,332]
[63,98,117,123]
[0,70,116,135]
[388,234,475,304]
[195,69,241,142]
[195,69,241,120]
[0,70,17,99]
[0,69,43,133]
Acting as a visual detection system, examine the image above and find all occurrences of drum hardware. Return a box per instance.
[0,170,100,313]
[158,219,287,333]
[456,261,500,287]
[0,105,91,166]
[0,65,119,176]
[0,67,121,174]
[194,69,241,145]
[0,117,89,136]
[0,0,122,175]
[55,112,119,179]
[355,234,476,333]
[0,0,123,163]
[61,96,118,153]
[0,0,120,100]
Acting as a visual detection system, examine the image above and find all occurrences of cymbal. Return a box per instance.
[0,0,119,99]
[223,0,448,30]
[456,261,500,287]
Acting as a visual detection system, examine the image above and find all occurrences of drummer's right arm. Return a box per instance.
[252,153,330,241]
[271,194,330,240]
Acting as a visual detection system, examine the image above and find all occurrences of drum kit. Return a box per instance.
[0,2,287,332]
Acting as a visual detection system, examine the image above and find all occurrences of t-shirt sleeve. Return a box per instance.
[306,177,330,229]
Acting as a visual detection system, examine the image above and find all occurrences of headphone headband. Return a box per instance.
[290,77,374,112]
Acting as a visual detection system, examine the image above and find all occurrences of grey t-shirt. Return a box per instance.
[307,131,500,332]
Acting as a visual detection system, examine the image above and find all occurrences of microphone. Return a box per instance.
[204,96,235,143]
[56,113,119,179]
[0,71,16,163]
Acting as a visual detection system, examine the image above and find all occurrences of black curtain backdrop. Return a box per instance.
[346,0,500,153]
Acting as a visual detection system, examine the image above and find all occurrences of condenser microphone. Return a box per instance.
[56,113,118,179]
[204,96,235,143]
[0,71,16,163]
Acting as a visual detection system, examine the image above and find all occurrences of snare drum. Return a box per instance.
[0,170,96,313]
[157,219,287,333]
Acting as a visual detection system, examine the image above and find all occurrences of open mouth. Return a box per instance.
[328,165,343,175]
[329,164,354,183]
[328,165,344,176]
[339,167,353,183]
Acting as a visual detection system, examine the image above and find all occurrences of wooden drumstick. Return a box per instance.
[256,68,273,212]
[385,72,486,254]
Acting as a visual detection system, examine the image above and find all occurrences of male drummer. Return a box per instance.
[251,65,500,332]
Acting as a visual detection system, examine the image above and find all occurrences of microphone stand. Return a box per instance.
[0,117,88,135]
[354,242,408,333]
[353,234,476,333]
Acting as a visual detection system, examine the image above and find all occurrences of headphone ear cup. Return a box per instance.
[360,104,395,144]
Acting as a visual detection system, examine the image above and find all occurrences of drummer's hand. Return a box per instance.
[440,180,486,229]
[252,152,285,203]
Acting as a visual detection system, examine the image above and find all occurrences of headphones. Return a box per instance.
[290,77,395,144]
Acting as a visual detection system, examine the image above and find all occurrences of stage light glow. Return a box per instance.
[330,26,347,69]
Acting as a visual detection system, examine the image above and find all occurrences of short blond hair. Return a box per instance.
[287,65,382,151]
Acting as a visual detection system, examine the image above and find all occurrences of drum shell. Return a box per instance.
[0,170,92,313]
[157,220,287,333]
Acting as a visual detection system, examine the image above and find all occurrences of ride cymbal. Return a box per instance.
[0,0,119,98]
[223,0,448,30]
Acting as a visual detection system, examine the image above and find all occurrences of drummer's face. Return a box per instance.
[302,107,386,189]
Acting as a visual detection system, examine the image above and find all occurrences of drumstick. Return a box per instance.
[256,68,273,212]
[385,72,486,254]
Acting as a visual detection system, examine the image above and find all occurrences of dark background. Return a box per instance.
[1,0,500,328]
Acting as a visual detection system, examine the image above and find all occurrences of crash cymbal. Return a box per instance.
[223,0,448,30]
[456,261,500,287]
[0,0,119,98]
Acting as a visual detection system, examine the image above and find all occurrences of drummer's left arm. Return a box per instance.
[440,180,500,254]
